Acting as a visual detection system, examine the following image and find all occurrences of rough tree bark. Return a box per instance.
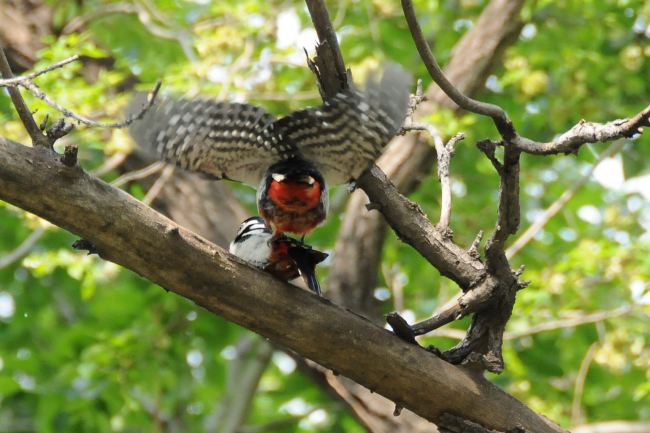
[328,0,525,314]
[321,0,525,428]
[0,135,567,433]
[3,1,646,431]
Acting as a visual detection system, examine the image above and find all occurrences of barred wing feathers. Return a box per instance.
[130,65,411,188]
[130,98,297,187]
[276,64,411,185]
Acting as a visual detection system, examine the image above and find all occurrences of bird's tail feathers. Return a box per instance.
[287,246,327,296]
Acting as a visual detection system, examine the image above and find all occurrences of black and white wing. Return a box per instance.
[130,98,298,187]
[276,64,412,186]
[130,64,411,188]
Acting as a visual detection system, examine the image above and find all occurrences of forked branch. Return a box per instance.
[0,45,162,144]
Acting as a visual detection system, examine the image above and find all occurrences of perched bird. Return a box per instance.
[130,65,411,236]
[229,217,328,296]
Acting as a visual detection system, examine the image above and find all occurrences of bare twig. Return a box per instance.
[476,140,521,269]
[468,230,484,258]
[398,78,428,125]
[0,55,80,86]
[61,4,139,34]
[0,226,46,270]
[0,46,161,130]
[305,0,348,90]
[0,45,49,147]
[573,421,650,433]
[400,0,507,123]
[451,140,522,373]
[400,80,461,228]
[356,165,495,292]
[507,108,650,155]
[401,0,649,157]
[506,140,626,259]
[571,342,599,427]
[420,305,633,342]
[45,118,75,142]
[19,79,162,128]
[437,133,463,228]
[411,303,463,336]
[504,305,632,341]
[142,164,175,206]
[490,162,521,261]
[111,161,166,188]
[91,152,128,177]
[401,123,446,214]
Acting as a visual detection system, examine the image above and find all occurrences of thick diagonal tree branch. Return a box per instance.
[314,0,528,374]
[0,135,566,433]
[398,0,647,373]
[328,0,526,314]
[303,0,528,383]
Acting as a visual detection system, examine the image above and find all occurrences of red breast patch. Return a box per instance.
[268,180,321,213]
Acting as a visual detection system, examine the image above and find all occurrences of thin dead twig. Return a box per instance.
[19,79,162,129]
[418,304,632,342]
[0,55,80,86]
[571,342,599,427]
[510,109,650,155]
[400,80,464,228]
[506,140,626,259]
[402,0,649,157]
[401,0,507,123]
[91,152,128,177]
[0,226,47,270]
[0,45,50,147]
[142,165,176,206]
[111,161,166,188]
[504,305,632,341]
[0,45,162,132]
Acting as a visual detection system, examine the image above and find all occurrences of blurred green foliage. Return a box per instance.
[1,0,649,431]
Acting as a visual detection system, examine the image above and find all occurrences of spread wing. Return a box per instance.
[129,97,298,187]
[276,64,412,186]
[129,64,411,188]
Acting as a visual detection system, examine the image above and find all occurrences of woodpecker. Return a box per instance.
[130,65,411,235]
[257,159,327,236]
[229,217,328,296]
